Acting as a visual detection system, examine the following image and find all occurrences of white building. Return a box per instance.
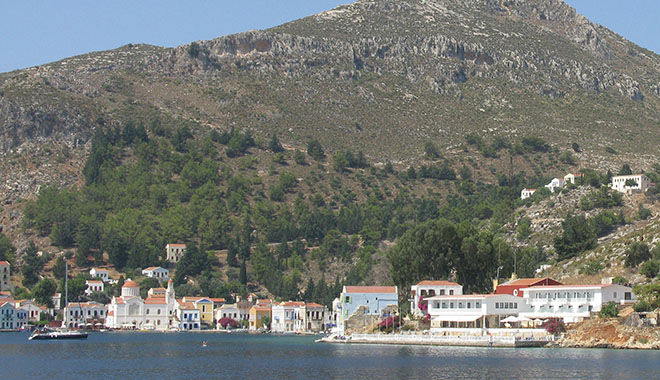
[166,243,186,264]
[520,188,536,200]
[216,303,240,321]
[564,173,584,185]
[0,261,10,291]
[65,302,106,329]
[410,280,463,316]
[89,268,109,282]
[52,293,62,311]
[85,280,104,296]
[520,284,636,323]
[15,300,46,322]
[337,286,398,334]
[177,301,201,330]
[142,266,170,281]
[427,294,530,329]
[272,301,305,333]
[545,178,565,193]
[610,174,652,194]
[105,279,178,330]
[0,301,28,330]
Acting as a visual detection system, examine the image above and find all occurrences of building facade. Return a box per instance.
[89,268,109,282]
[520,284,636,323]
[337,286,398,334]
[427,294,531,329]
[495,278,563,298]
[166,244,186,264]
[520,188,536,200]
[142,267,170,281]
[0,261,10,291]
[410,280,463,316]
[611,174,652,194]
[105,279,177,330]
[85,280,104,296]
[65,302,106,329]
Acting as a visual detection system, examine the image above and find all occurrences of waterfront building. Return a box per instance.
[520,283,636,323]
[495,278,562,297]
[238,299,253,321]
[89,267,109,282]
[610,174,652,194]
[142,266,170,282]
[427,294,530,329]
[410,280,462,316]
[337,286,398,334]
[249,304,272,331]
[85,280,104,296]
[0,261,10,291]
[177,301,201,330]
[217,303,240,321]
[166,243,186,264]
[272,301,305,333]
[15,299,46,322]
[64,302,106,329]
[302,302,327,332]
[182,297,214,327]
[105,279,177,330]
[0,301,28,329]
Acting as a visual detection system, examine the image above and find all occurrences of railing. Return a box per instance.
[349,332,554,344]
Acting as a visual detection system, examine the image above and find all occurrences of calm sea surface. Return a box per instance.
[1,332,660,380]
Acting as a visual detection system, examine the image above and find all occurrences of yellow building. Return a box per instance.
[249,305,271,330]
[183,297,214,327]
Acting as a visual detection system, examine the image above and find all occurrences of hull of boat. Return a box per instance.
[29,333,88,340]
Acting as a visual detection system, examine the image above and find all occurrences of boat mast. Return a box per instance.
[65,261,68,309]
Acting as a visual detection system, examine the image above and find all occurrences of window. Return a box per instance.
[450,302,454,309]
[467,302,471,309]
[449,290,454,295]
[495,302,499,309]
[345,296,351,303]
[458,302,464,309]
[441,302,447,309]
[440,290,445,295]
[613,292,617,299]
[146,309,150,315]
[476,302,481,308]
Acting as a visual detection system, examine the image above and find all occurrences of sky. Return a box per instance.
[1,0,659,73]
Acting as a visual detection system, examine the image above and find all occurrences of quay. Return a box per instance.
[320,330,553,348]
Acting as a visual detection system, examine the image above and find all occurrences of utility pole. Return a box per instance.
[65,261,68,309]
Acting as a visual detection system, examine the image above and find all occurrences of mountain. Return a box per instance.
[2,0,660,161]
[2,0,660,294]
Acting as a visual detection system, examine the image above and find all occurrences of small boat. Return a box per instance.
[202,341,208,347]
[29,328,88,341]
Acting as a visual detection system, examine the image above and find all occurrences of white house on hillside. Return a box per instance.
[89,268,109,282]
[545,178,566,193]
[142,267,170,281]
[564,173,584,185]
[410,280,463,316]
[85,280,104,296]
[610,174,652,194]
[166,244,186,264]
[520,188,536,200]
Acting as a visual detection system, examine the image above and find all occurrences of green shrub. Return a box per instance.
[599,301,619,318]
[625,242,651,268]
[633,300,652,313]
[641,260,660,279]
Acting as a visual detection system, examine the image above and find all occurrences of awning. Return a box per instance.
[432,315,483,322]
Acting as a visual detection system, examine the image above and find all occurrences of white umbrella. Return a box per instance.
[518,316,532,322]
[500,316,519,323]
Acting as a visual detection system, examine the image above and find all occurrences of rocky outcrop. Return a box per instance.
[558,314,660,349]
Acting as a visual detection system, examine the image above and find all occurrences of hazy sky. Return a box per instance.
[1,0,659,73]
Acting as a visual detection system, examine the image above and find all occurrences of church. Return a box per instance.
[105,279,178,330]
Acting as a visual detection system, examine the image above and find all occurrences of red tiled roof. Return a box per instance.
[86,280,103,284]
[123,280,139,288]
[416,280,460,287]
[305,303,325,308]
[282,301,305,307]
[252,305,271,312]
[145,298,167,304]
[523,284,613,289]
[501,278,558,287]
[167,243,186,247]
[0,261,10,265]
[210,298,226,303]
[178,302,197,310]
[143,267,162,271]
[345,286,397,294]
[107,311,114,316]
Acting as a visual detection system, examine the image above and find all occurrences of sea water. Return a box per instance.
[1,332,659,379]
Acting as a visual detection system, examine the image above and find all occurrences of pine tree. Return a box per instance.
[239,260,248,285]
